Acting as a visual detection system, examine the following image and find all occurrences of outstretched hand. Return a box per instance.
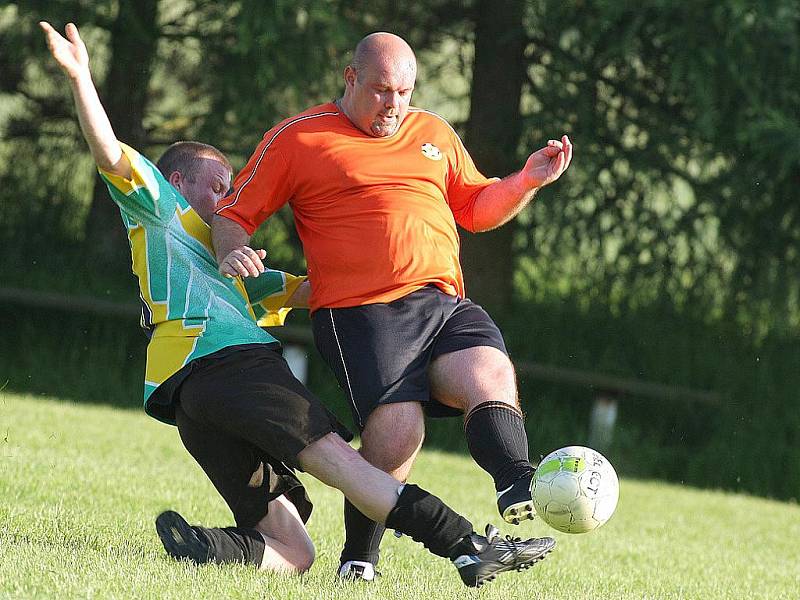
[522,135,573,189]
[40,21,90,81]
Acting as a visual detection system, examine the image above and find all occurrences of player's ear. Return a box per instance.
[344,65,356,87]
[168,170,182,190]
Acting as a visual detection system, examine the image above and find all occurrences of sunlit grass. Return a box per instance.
[1,392,798,599]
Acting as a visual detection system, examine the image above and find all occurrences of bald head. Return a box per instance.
[339,32,417,137]
[351,32,416,80]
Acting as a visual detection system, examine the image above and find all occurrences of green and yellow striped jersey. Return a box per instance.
[99,143,304,423]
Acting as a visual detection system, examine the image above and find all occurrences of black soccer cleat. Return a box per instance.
[155,510,212,564]
[452,524,555,588]
[496,472,536,525]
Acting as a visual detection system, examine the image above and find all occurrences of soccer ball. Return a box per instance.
[531,445,619,534]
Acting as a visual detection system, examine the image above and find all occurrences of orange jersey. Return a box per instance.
[216,102,495,310]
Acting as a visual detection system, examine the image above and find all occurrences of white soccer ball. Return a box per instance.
[531,445,619,534]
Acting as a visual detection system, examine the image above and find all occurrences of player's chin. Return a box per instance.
[370,120,399,137]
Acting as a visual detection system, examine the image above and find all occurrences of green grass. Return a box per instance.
[1,392,798,599]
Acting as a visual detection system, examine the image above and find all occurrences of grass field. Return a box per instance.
[1,392,798,599]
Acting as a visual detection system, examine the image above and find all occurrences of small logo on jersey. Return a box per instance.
[421,143,443,161]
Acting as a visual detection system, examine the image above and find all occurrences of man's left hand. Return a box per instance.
[521,135,573,190]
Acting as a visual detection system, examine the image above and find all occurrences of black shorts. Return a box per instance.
[167,344,352,527]
[312,286,507,429]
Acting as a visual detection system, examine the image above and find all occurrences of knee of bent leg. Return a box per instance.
[289,525,316,573]
[461,352,519,409]
[291,541,316,574]
[258,533,316,574]
[255,496,317,574]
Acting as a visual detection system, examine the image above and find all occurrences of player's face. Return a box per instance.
[177,158,232,224]
[345,60,415,137]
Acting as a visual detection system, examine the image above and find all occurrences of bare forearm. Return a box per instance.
[471,171,538,232]
[212,215,251,265]
[69,74,130,178]
[470,135,573,232]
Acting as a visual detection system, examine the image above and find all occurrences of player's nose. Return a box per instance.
[384,91,400,110]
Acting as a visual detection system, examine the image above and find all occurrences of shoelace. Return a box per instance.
[495,534,525,557]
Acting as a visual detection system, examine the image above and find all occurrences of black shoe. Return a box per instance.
[452,524,555,588]
[155,510,212,564]
[496,473,535,525]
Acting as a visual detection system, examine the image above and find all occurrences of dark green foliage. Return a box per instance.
[518,1,800,332]
[503,299,800,501]
[0,304,145,408]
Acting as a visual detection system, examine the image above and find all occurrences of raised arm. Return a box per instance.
[40,21,130,179]
[470,135,572,232]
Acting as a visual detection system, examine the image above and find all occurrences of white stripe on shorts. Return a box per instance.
[328,308,363,427]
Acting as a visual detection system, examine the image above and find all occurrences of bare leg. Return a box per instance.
[429,346,518,412]
[296,431,556,588]
[360,402,425,480]
[430,346,534,522]
[298,433,411,522]
[253,494,315,573]
[335,403,424,571]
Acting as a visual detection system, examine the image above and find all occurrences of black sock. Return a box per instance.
[384,483,474,558]
[195,526,266,566]
[464,401,534,491]
[340,498,387,565]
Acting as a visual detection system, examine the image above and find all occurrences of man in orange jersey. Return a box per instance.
[212,32,572,581]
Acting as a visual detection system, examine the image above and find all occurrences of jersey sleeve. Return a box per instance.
[214,133,294,235]
[97,143,177,226]
[244,270,307,327]
[445,131,499,233]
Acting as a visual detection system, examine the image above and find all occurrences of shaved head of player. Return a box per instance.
[339,32,416,138]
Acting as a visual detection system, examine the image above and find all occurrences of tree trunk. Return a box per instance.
[461,0,526,314]
[84,0,159,267]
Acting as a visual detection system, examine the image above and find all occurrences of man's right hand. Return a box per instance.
[40,22,90,83]
[219,246,267,278]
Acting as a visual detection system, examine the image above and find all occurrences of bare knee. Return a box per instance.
[431,347,519,410]
[482,358,518,407]
[282,542,315,574]
[360,402,425,476]
[254,539,315,573]
[254,495,316,573]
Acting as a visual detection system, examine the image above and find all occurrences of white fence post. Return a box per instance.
[282,344,308,384]
[588,393,618,450]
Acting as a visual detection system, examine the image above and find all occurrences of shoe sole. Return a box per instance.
[155,510,209,564]
[473,539,556,589]
[501,500,536,525]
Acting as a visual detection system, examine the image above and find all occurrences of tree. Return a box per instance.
[460,0,527,313]
[510,1,800,333]
[0,1,159,270]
